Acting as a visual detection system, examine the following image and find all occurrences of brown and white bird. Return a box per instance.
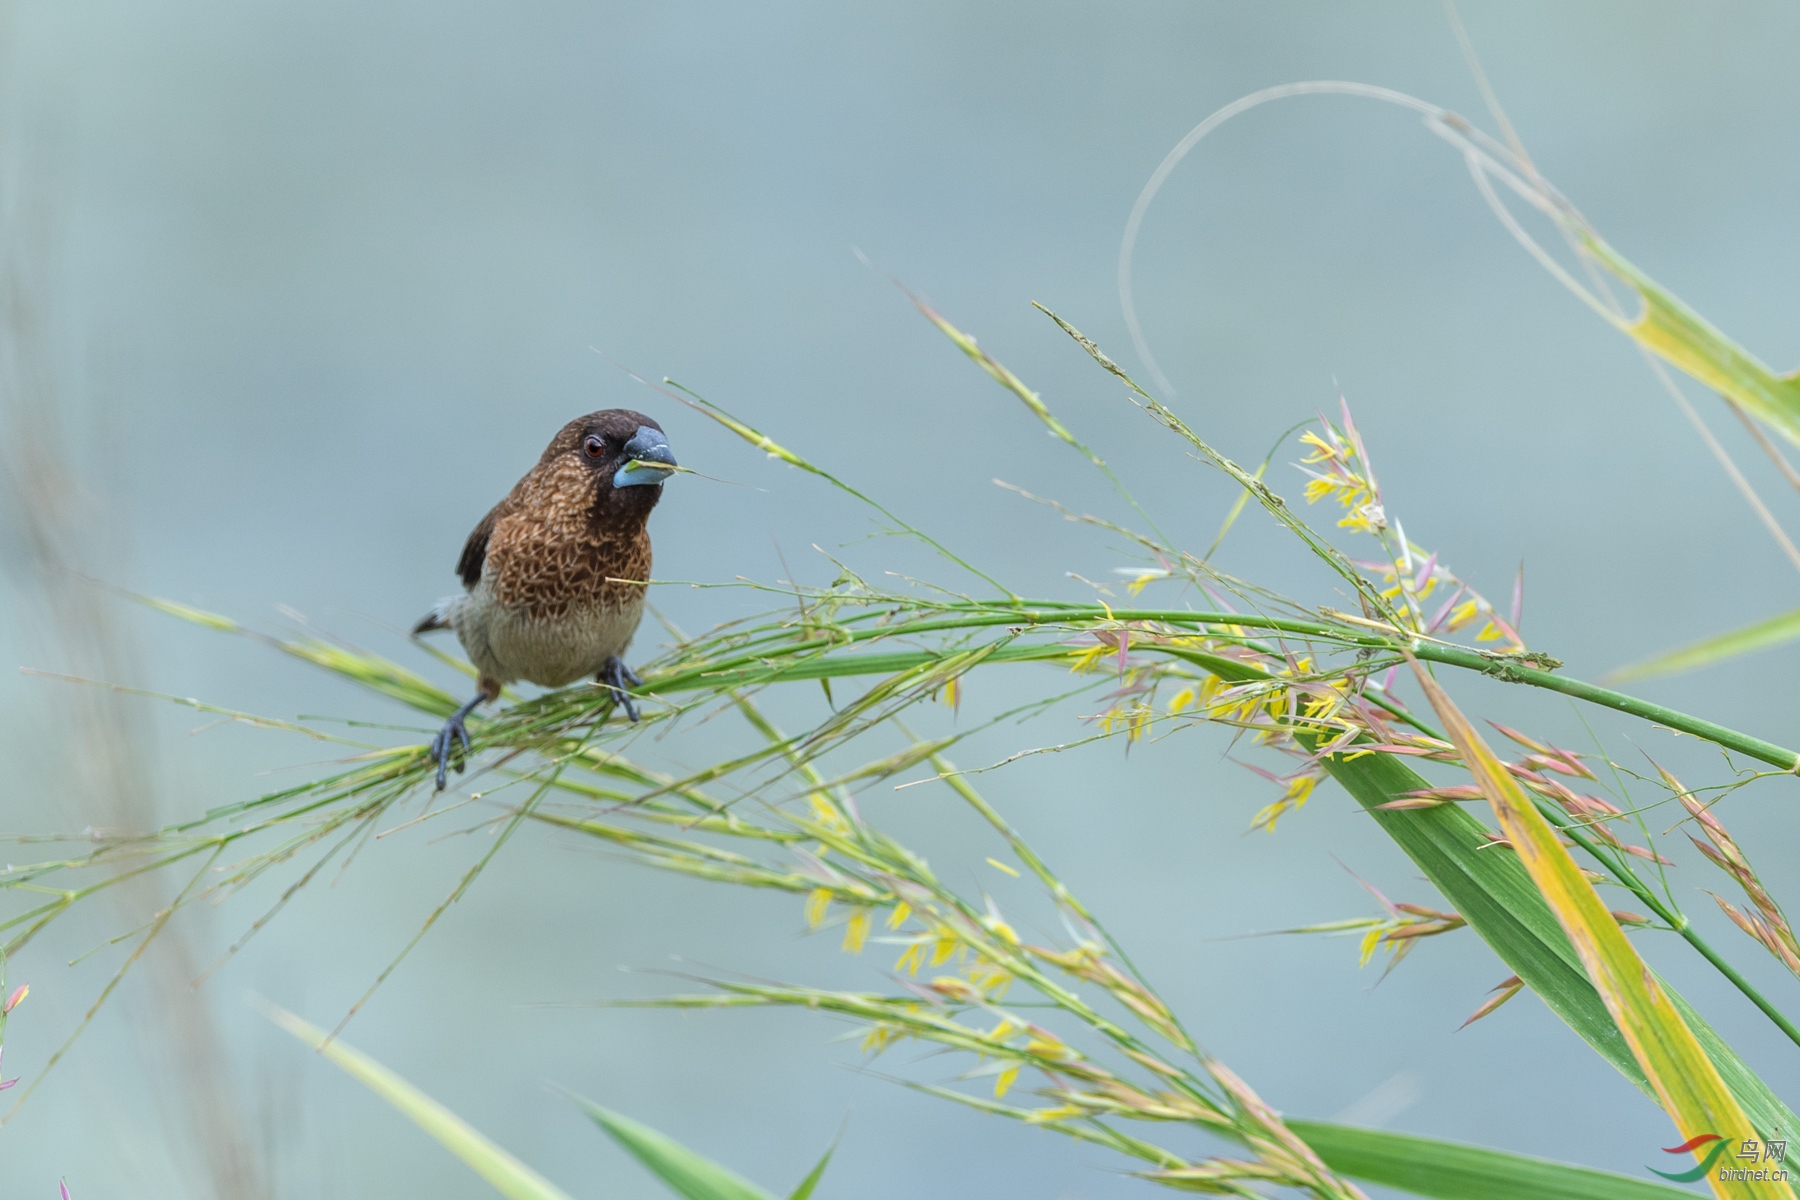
[413,408,676,789]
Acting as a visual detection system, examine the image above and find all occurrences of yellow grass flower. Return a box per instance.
[982,914,1020,945]
[1024,1105,1084,1124]
[894,939,926,976]
[968,962,1014,999]
[1068,642,1112,674]
[860,1023,906,1054]
[808,794,850,836]
[1025,1033,1074,1061]
[842,908,871,953]
[1298,430,1343,462]
[1358,926,1384,968]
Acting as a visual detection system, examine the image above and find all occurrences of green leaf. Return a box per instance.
[571,1094,779,1200]
[1583,236,1800,451]
[1151,647,1796,1161]
[1318,749,1800,1150]
[1327,752,1638,1071]
[1288,1120,1700,1200]
[1609,608,1800,684]
[262,1002,574,1200]
[786,1142,834,1200]
[1408,663,1784,1199]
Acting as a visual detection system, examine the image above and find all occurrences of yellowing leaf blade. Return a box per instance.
[1405,657,1786,1199]
[1320,734,1797,1142]
[1585,236,1800,451]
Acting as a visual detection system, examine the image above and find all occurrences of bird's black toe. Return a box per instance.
[600,656,642,722]
[428,695,486,791]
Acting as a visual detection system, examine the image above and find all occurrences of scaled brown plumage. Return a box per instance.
[413,408,677,789]
[469,444,654,623]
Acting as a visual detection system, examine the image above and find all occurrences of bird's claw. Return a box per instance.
[428,717,465,792]
[601,656,643,723]
[428,697,483,792]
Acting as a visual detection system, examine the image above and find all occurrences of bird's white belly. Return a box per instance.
[450,580,644,688]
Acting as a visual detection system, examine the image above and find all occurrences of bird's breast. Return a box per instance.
[477,592,646,688]
[483,511,652,625]
[457,486,654,687]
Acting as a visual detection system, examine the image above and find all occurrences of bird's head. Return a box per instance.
[546,408,677,526]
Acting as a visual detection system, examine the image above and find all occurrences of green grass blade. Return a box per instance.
[262,1002,575,1200]
[1325,750,1641,1080]
[1583,237,1800,451]
[1609,608,1800,683]
[571,1094,778,1200]
[1200,419,1309,561]
[1287,1120,1699,1200]
[785,1142,834,1200]
[662,379,1015,599]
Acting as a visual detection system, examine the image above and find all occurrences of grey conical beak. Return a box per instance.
[613,425,677,488]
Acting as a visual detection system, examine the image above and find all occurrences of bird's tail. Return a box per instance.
[411,596,460,636]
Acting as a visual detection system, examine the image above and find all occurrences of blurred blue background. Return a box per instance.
[2,3,1798,1196]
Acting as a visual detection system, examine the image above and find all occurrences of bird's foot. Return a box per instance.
[600,656,643,722]
[428,695,484,791]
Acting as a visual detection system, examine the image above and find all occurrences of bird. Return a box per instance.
[412,408,677,790]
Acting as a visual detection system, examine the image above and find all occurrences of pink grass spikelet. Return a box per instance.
[1459,975,1524,1030]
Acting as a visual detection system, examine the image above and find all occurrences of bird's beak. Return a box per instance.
[613,426,677,488]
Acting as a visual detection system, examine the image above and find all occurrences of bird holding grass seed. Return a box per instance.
[412,408,677,790]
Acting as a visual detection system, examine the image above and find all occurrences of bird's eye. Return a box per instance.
[583,435,605,459]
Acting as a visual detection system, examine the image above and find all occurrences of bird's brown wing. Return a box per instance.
[457,504,502,588]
